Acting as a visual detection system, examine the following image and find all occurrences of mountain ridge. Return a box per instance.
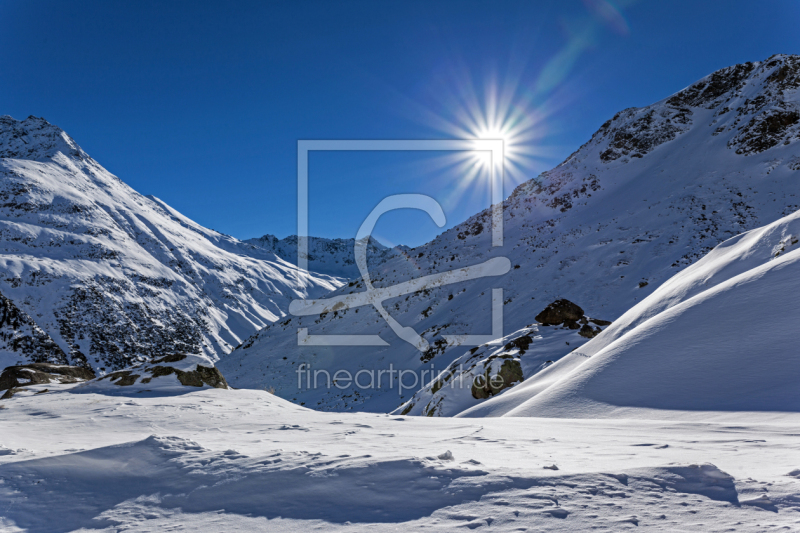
[0,115,345,372]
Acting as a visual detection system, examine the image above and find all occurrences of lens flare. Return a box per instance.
[420,67,559,209]
[404,1,637,207]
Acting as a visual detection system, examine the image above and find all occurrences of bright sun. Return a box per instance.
[471,127,511,168]
[476,127,510,141]
[437,81,548,185]
[413,67,558,210]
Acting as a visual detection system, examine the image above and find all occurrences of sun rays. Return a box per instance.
[418,67,557,215]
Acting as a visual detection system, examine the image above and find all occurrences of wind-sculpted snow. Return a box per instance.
[222,54,800,413]
[1,385,799,531]
[0,115,345,372]
[462,207,800,418]
[0,437,747,531]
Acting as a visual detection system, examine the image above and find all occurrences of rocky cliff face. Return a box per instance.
[221,54,800,413]
[0,116,345,373]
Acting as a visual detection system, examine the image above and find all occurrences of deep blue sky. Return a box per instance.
[2,0,799,246]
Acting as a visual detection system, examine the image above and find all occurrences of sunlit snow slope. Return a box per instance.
[0,115,344,372]
[222,54,800,413]
[462,206,800,418]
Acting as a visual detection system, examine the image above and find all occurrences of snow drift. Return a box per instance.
[461,206,800,417]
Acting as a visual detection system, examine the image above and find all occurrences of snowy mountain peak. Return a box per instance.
[584,54,800,166]
[0,115,88,162]
[0,117,345,372]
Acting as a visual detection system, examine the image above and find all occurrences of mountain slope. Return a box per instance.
[460,205,800,418]
[393,301,614,417]
[0,289,67,369]
[0,115,344,372]
[220,54,800,413]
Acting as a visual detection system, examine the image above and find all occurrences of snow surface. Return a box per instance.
[1,383,799,531]
[221,54,800,413]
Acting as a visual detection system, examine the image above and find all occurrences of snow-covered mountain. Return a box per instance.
[220,54,800,413]
[0,115,345,372]
[244,233,404,279]
[460,205,800,418]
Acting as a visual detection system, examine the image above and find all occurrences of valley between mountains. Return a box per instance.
[1,54,800,532]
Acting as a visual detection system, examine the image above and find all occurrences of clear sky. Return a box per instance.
[2,0,799,246]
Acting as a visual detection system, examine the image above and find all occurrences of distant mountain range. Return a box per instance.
[243,233,407,279]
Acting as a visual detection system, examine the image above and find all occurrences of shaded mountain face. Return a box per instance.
[244,234,403,279]
[0,116,345,372]
[0,290,68,369]
[220,54,800,413]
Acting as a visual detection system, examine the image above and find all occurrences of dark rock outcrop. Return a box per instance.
[535,299,585,326]
[0,363,95,391]
[96,354,228,390]
[504,334,533,355]
[471,359,525,400]
[0,292,70,366]
[578,324,603,339]
[535,300,612,336]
